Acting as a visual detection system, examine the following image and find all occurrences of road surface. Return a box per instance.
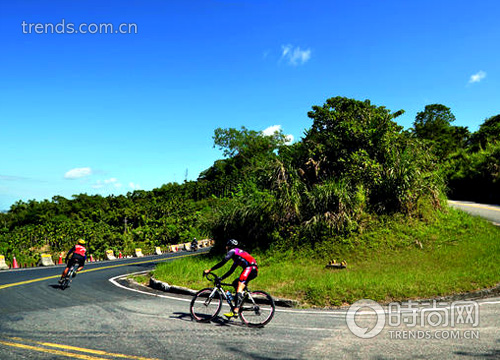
[0,219,499,359]
[448,200,500,226]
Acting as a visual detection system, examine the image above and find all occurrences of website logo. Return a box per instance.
[346,299,480,340]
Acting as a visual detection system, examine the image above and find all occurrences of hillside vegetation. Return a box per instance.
[154,207,500,307]
[1,97,499,272]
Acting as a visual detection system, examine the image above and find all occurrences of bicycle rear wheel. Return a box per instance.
[60,265,75,290]
[240,290,275,327]
[190,288,222,322]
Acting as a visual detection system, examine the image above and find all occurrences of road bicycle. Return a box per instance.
[59,262,80,290]
[190,272,275,327]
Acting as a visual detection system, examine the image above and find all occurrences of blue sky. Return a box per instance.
[1,0,499,211]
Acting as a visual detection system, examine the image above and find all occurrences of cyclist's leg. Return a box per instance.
[59,260,72,282]
[224,273,248,317]
[74,254,85,272]
[234,266,258,313]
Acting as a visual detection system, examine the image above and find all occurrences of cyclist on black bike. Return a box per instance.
[204,239,258,318]
[191,237,198,251]
[59,239,87,284]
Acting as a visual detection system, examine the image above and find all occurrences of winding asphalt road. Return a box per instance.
[0,202,499,359]
[448,200,500,226]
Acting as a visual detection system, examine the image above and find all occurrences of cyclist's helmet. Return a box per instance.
[77,239,86,245]
[226,239,238,249]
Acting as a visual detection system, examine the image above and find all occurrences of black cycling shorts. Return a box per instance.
[67,254,85,268]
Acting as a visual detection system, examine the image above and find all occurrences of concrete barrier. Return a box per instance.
[106,250,116,260]
[184,242,191,251]
[202,239,215,247]
[40,253,55,266]
[200,239,211,247]
[135,248,144,257]
[155,246,162,255]
[147,276,298,308]
[169,245,178,252]
[0,255,9,270]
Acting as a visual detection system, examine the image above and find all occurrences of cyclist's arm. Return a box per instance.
[209,258,228,272]
[65,246,75,263]
[220,262,238,280]
[208,249,235,272]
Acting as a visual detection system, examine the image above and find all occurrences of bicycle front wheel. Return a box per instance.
[240,290,275,327]
[190,288,222,322]
[60,277,70,290]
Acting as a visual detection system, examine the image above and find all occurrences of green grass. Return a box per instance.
[130,274,150,286]
[152,207,500,307]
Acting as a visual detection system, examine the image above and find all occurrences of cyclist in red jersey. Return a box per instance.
[59,239,87,283]
[204,239,258,318]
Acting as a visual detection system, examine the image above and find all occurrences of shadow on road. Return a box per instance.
[225,345,300,360]
[171,312,248,327]
[455,339,500,359]
[170,311,193,322]
[48,284,67,290]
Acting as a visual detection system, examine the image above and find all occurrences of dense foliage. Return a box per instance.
[1,96,498,265]
[411,106,500,204]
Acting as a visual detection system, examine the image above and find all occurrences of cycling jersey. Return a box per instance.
[224,248,257,268]
[73,244,86,257]
[211,247,258,285]
[66,245,87,265]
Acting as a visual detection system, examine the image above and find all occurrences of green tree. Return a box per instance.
[299,96,405,184]
[201,126,289,195]
[212,126,287,159]
[413,104,470,160]
[298,97,441,214]
[469,114,500,151]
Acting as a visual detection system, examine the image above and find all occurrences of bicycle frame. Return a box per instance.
[209,280,239,310]
[205,274,259,312]
[191,272,275,326]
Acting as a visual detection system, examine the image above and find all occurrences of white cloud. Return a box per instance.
[64,167,92,179]
[129,182,141,190]
[92,178,122,189]
[262,125,282,136]
[262,125,294,144]
[91,181,104,189]
[281,44,311,66]
[469,70,486,83]
[105,178,122,188]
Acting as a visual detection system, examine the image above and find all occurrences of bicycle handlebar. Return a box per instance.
[204,272,235,287]
[204,272,220,283]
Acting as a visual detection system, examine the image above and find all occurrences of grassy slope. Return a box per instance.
[153,207,500,307]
